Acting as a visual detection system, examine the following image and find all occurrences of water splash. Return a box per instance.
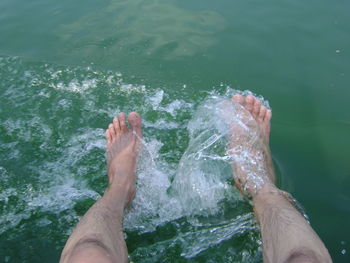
[124,94,266,260]
[0,56,261,262]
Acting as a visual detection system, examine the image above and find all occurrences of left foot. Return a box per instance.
[105,112,142,206]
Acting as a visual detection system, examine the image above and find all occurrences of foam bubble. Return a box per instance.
[142,119,181,129]
[0,56,262,261]
[124,94,262,230]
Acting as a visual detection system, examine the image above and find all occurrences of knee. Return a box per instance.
[285,248,320,263]
[64,238,113,263]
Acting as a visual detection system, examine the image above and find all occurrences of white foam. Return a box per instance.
[51,78,98,93]
[146,89,193,116]
[142,119,182,129]
[0,56,263,259]
[124,94,266,231]
[3,117,53,143]
[148,90,165,110]
[180,213,257,258]
[130,213,259,260]
[158,99,193,117]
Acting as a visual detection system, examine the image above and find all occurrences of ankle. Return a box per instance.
[104,184,134,210]
[252,183,285,211]
[253,183,279,199]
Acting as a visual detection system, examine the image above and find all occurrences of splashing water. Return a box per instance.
[0,56,264,262]
[125,95,272,261]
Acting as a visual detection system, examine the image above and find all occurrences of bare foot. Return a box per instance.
[228,94,275,197]
[105,112,142,206]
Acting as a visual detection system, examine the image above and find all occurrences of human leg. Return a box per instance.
[60,112,142,263]
[229,94,332,263]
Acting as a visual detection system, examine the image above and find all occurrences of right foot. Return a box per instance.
[228,94,275,197]
[105,112,142,206]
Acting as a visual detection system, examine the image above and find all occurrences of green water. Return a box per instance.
[0,0,349,262]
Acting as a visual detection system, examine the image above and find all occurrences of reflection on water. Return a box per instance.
[60,0,226,59]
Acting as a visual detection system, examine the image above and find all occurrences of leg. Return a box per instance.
[228,94,332,263]
[60,112,142,263]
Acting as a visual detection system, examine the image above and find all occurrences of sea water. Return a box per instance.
[1,0,350,261]
[0,56,263,262]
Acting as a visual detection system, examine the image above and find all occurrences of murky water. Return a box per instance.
[1,0,350,262]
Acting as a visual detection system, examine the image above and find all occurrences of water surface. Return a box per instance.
[0,0,349,262]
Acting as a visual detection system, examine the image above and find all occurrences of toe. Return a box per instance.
[245,95,254,112]
[113,117,120,133]
[105,129,111,143]
[128,112,142,137]
[232,94,245,106]
[265,109,272,122]
[264,109,272,137]
[258,106,267,122]
[118,112,128,132]
[252,99,261,119]
[108,123,115,139]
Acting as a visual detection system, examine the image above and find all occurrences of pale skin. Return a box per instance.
[230,94,332,263]
[60,112,141,263]
[60,95,332,263]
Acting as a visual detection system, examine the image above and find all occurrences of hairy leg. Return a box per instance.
[229,94,332,263]
[60,112,142,263]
